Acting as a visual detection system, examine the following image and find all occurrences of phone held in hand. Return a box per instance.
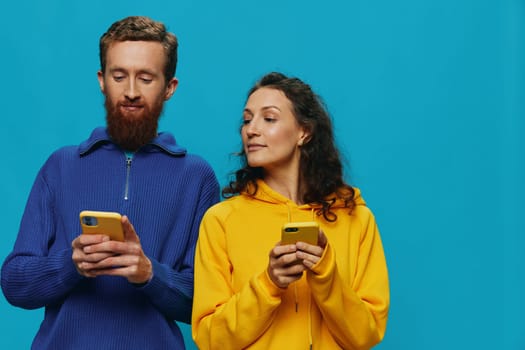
[79,210,124,241]
[281,221,319,245]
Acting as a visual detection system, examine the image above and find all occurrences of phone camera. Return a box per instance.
[284,227,298,232]
[82,216,98,226]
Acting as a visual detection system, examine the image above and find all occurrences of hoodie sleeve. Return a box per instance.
[1,172,83,309]
[192,208,284,350]
[307,207,390,349]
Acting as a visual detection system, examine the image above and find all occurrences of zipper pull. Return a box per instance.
[124,156,132,200]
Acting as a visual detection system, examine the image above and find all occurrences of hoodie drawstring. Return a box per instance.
[286,205,316,349]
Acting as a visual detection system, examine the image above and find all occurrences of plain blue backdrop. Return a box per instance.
[0,0,523,349]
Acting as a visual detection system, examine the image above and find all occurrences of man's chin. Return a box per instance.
[105,96,164,151]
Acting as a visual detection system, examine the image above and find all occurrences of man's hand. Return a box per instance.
[71,215,152,284]
[72,234,113,278]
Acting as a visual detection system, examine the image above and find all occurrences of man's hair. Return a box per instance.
[223,72,356,221]
[99,16,178,82]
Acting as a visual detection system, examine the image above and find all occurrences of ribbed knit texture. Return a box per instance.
[1,127,220,349]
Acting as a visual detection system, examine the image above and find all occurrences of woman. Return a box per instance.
[192,72,389,349]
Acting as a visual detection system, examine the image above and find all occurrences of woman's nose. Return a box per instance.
[245,118,261,137]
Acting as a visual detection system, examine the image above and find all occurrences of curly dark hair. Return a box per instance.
[223,72,355,221]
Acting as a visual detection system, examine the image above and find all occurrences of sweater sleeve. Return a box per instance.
[137,167,220,323]
[192,209,284,350]
[1,173,83,309]
[307,210,389,349]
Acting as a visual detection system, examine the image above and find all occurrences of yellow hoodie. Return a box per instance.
[192,180,389,349]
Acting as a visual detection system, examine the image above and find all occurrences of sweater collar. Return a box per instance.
[78,127,187,156]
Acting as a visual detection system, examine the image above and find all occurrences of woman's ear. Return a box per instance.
[298,128,312,146]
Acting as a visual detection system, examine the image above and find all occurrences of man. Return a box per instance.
[1,16,219,349]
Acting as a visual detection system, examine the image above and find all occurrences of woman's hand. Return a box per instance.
[295,229,327,270]
[267,230,328,287]
[267,244,306,288]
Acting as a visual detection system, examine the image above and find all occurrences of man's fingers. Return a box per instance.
[72,234,109,249]
[122,216,140,243]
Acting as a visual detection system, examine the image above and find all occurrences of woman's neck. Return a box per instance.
[264,171,303,205]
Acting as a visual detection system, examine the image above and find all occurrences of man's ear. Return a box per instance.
[164,77,179,100]
[97,71,105,94]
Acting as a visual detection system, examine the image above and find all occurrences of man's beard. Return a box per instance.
[105,96,165,151]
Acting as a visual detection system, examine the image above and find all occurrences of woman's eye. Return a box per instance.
[242,119,251,125]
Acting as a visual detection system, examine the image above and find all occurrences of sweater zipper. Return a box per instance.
[124,156,132,200]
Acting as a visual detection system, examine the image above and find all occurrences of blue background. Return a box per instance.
[0,0,523,349]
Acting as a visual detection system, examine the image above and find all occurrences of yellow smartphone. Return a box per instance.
[281,221,319,245]
[79,210,124,241]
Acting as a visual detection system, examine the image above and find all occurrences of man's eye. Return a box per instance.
[140,78,153,83]
[113,76,124,82]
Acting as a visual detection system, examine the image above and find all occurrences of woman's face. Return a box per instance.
[242,87,308,174]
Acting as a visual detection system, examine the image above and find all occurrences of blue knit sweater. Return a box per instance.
[1,127,220,349]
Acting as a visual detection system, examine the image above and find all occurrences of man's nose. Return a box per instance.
[124,80,140,100]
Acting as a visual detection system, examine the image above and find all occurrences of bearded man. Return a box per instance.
[1,16,219,350]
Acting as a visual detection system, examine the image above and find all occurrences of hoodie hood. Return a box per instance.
[244,179,366,210]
